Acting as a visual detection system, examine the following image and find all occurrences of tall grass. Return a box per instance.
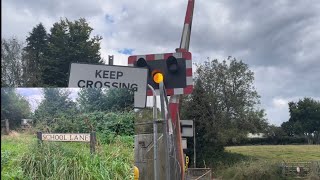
[1,134,133,180]
[214,145,320,179]
[218,160,284,180]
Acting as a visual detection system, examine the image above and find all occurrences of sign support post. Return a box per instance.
[148,84,159,180]
[37,131,43,145]
[159,82,170,180]
[90,132,96,154]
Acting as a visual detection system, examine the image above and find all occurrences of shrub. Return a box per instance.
[33,111,135,139]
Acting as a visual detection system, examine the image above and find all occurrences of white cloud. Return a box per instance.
[272,98,288,109]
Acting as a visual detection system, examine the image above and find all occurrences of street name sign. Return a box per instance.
[68,63,148,108]
[37,132,97,154]
[41,133,90,142]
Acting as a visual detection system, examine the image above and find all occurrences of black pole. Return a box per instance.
[193,120,196,168]
[108,55,114,65]
[37,131,42,145]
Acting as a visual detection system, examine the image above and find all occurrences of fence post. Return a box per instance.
[5,119,9,134]
[310,161,320,177]
[37,132,42,145]
[90,132,96,154]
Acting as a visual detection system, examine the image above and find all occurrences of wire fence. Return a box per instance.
[280,161,320,178]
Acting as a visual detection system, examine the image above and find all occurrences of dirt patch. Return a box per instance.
[8,130,20,137]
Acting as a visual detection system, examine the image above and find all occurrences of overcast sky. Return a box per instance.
[3,0,320,125]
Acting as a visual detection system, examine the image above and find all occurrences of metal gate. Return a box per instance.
[186,168,212,180]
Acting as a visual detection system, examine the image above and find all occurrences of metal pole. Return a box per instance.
[193,120,196,168]
[108,55,114,65]
[159,82,170,180]
[148,84,159,180]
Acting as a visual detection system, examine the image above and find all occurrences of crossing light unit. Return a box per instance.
[152,70,164,84]
[128,52,193,96]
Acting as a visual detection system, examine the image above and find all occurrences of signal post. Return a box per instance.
[131,0,195,179]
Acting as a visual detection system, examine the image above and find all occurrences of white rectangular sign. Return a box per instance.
[182,138,187,149]
[181,120,193,137]
[68,63,148,108]
[42,133,90,142]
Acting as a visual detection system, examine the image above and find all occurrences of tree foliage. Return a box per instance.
[181,57,267,166]
[33,87,134,136]
[1,18,103,87]
[281,97,320,143]
[42,18,103,87]
[22,23,48,87]
[34,88,78,124]
[1,38,24,87]
[103,88,134,111]
[77,88,105,112]
[1,88,31,129]
[77,88,134,113]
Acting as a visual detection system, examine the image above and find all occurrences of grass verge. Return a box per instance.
[1,132,133,180]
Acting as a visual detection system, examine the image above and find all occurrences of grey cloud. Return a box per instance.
[191,0,320,66]
[3,0,104,19]
[101,0,187,54]
[2,0,320,125]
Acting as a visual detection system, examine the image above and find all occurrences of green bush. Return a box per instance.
[34,111,135,139]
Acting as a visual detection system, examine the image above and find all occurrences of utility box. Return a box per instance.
[134,134,166,180]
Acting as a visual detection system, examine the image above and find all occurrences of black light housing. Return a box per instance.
[132,54,186,89]
[166,56,179,73]
[136,58,148,68]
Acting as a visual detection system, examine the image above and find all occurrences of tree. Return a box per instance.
[42,18,103,87]
[1,88,31,129]
[77,88,134,113]
[103,88,134,111]
[264,125,287,138]
[34,88,78,124]
[23,23,48,86]
[281,98,320,143]
[1,37,24,87]
[181,57,267,166]
[77,88,105,112]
